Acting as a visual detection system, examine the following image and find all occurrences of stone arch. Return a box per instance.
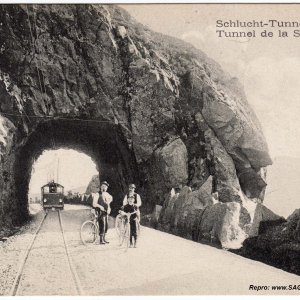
[13,117,139,223]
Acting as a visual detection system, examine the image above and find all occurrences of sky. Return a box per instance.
[121,4,300,159]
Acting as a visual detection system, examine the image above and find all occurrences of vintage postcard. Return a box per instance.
[0,2,299,296]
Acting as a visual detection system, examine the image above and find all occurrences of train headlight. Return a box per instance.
[44,199,47,203]
[59,199,62,202]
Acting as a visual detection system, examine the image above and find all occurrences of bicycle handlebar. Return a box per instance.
[119,211,137,217]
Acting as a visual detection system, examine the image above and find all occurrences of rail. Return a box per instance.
[9,210,83,296]
[58,210,83,295]
[9,212,48,296]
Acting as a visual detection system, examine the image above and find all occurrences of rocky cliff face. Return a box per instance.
[0,4,272,248]
[85,174,100,194]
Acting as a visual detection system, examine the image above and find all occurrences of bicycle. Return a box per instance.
[80,209,99,245]
[115,211,140,248]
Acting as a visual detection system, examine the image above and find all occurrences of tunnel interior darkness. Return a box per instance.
[14,118,139,220]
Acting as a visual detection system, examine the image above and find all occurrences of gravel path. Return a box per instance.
[0,206,44,296]
[16,211,77,295]
[60,206,300,296]
[0,204,299,295]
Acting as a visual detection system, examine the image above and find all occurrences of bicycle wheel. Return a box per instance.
[136,220,141,237]
[120,223,130,248]
[81,220,97,245]
[115,214,124,237]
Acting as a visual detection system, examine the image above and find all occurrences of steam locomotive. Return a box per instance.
[41,180,64,210]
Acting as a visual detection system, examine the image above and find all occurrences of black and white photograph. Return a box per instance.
[0,2,300,296]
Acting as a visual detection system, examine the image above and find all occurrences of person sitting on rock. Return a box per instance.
[123,183,141,220]
[119,196,139,248]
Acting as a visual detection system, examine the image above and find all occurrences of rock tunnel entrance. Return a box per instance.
[13,118,139,223]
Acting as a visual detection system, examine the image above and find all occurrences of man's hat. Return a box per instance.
[101,181,109,187]
[129,183,136,189]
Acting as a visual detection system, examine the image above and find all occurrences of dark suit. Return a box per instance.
[96,192,108,235]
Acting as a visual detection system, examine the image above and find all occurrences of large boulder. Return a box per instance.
[159,175,251,248]
[204,127,242,203]
[85,174,100,194]
[159,177,212,235]
[249,203,285,237]
[150,138,188,197]
[198,201,249,249]
[236,209,300,275]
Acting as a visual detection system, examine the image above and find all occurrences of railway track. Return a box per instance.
[9,210,83,296]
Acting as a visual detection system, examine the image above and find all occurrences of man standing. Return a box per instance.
[123,183,141,219]
[92,181,113,245]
